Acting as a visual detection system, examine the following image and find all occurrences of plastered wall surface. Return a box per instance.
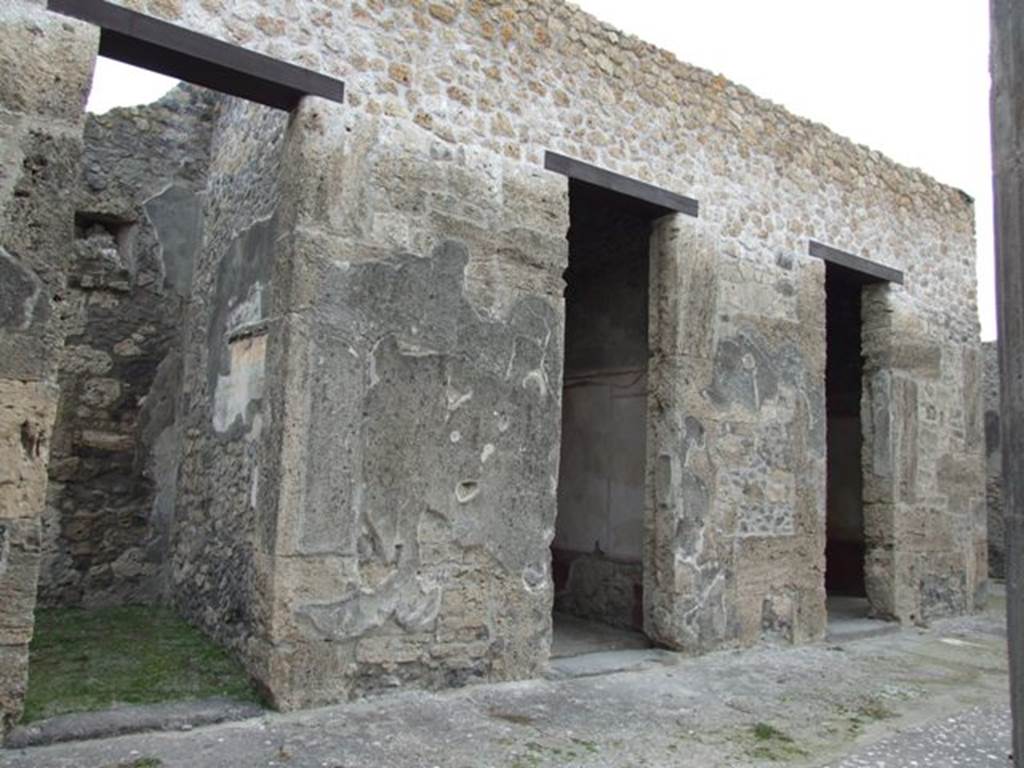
[252,106,568,707]
[0,0,987,727]
[167,95,291,685]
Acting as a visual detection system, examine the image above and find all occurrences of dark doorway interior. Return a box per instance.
[552,181,653,641]
[825,264,866,598]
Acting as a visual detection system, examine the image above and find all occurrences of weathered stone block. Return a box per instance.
[888,342,943,378]
[649,214,718,361]
[0,517,41,646]
[0,644,29,735]
[0,6,97,124]
[0,380,57,522]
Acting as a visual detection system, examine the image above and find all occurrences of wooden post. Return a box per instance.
[992,0,1024,762]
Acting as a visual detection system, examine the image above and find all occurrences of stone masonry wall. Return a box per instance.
[0,0,97,735]
[252,104,567,708]
[860,287,986,622]
[984,341,1004,579]
[76,0,985,695]
[166,95,290,677]
[2,0,986,719]
[645,213,828,649]
[38,84,216,608]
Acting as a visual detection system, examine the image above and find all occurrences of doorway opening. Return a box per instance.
[23,69,265,727]
[825,264,866,604]
[551,180,654,658]
[824,262,899,639]
[18,0,350,729]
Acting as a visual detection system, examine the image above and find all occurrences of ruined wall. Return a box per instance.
[166,96,290,675]
[860,286,986,623]
[554,194,649,631]
[645,214,828,650]
[38,85,216,608]
[2,0,986,717]
[984,341,1004,579]
[0,0,96,734]
[250,105,566,708]
[100,1,985,656]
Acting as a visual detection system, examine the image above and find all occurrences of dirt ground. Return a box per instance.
[1,594,1011,768]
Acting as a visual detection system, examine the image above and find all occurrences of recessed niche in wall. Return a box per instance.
[72,212,138,291]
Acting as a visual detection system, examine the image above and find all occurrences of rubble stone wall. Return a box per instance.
[0,0,97,735]
[38,85,216,608]
[166,95,291,678]
[860,287,986,622]
[644,213,828,649]
[253,105,568,707]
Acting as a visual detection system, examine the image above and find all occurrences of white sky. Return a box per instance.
[87,57,178,114]
[87,1,994,339]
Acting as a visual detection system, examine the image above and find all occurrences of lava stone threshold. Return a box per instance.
[4,698,264,749]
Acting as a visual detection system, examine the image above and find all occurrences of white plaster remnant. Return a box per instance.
[394,577,443,631]
[522,562,547,592]
[395,338,440,357]
[455,480,480,503]
[227,283,263,329]
[248,411,264,442]
[522,369,548,398]
[445,379,473,412]
[250,465,260,510]
[0,246,41,331]
[213,333,266,433]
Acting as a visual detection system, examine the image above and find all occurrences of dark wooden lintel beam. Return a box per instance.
[809,240,904,285]
[544,151,699,218]
[48,0,344,111]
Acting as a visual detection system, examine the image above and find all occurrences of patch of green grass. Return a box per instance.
[571,737,600,754]
[857,698,896,721]
[509,753,542,768]
[21,605,260,723]
[752,723,788,742]
[746,722,808,762]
